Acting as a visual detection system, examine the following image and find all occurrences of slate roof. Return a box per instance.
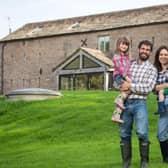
[1,4,168,42]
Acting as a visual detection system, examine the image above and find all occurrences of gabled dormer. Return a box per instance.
[53,47,114,90]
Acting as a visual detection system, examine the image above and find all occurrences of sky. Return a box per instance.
[0,0,168,39]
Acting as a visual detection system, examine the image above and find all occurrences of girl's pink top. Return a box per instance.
[112,54,131,78]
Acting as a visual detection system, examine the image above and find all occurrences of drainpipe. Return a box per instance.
[1,43,6,94]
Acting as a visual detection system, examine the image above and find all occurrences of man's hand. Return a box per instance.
[120,81,131,92]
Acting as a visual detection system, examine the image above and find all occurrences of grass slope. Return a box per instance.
[0,91,167,168]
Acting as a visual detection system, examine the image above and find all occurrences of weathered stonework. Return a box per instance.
[0,4,168,93]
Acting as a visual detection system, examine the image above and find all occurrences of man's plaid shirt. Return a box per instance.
[128,60,157,99]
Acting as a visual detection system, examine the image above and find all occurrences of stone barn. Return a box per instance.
[0,4,168,93]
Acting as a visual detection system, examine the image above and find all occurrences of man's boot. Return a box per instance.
[139,140,149,168]
[120,140,132,168]
[160,140,168,163]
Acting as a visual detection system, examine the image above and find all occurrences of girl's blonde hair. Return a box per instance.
[115,36,130,56]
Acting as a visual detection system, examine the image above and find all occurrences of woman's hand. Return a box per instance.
[155,83,168,91]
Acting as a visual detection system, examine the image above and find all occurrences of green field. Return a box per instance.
[0,91,167,168]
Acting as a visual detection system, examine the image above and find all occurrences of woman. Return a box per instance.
[154,45,168,163]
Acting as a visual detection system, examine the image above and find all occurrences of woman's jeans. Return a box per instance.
[119,99,149,142]
[157,96,168,142]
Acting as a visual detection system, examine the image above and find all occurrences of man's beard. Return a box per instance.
[139,53,150,61]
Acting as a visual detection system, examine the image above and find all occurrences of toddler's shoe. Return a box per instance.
[111,110,124,124]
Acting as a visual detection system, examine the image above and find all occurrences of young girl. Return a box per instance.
[111,36,131,123]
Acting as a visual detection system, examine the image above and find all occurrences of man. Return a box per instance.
[119,40,157,168]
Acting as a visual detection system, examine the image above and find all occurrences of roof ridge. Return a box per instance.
[25,4,168,26]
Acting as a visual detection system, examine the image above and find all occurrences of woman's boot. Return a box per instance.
[160,140,168,163]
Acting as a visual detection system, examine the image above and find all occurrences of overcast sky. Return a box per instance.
[0,0,167,39]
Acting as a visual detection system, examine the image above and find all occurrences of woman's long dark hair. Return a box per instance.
[154,45,168,72]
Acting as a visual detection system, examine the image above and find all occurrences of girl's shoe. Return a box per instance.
[111,117,124,124]
[111,110,124,124]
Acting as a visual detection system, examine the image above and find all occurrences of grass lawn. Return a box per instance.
[0,91,167,168]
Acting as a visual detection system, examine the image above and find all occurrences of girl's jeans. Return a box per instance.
[157,96,168,142]
[119,99,149,142]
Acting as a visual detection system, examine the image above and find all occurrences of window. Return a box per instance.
[98,36,110,52]
[63,56,80,70]
[60,73,104,90]
[60,75,74,90]
[82,55,100,68]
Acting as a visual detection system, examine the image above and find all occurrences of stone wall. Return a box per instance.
[2,23,168,93]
